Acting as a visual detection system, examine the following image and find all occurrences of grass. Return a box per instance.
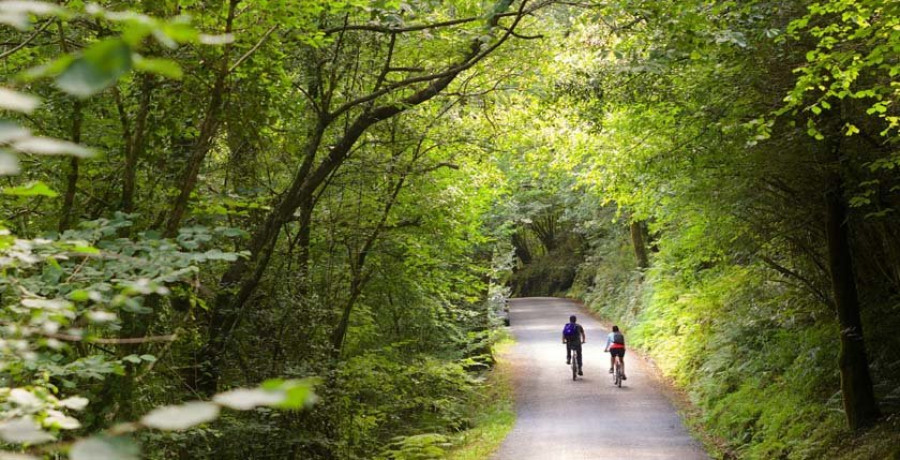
[446,333,517,460]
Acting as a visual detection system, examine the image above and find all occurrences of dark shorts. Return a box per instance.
[610,348,625,359]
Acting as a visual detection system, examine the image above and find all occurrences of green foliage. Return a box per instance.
[508,235,582,297]
[523,0,900,456]
[446,333,516,460]
[329,347,476,457]
[0,211,317,456]
[780,0,900,138]
[5,0,897,457]
[380,433,451,460]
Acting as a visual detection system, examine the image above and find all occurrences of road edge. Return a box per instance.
[562,296,730,459]
[446,330,517,459]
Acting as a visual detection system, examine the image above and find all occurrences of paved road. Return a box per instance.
[493,297,708,460]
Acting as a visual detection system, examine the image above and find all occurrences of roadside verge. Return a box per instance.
[446,332,516,460]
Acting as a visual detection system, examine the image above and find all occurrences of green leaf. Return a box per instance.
[0,2,62,30]
[260,378,319,409]
[0,122,30,143]
[0,451,39,460]
[220,227,249,238]
[213,388,285,410]
[123,355,142,364]
[198,33,234,45]
[133,56,183,79]
[0,2,63,16]
[140,402,220,430]
[70,244,100,254]
[0,417,55,444]
[2,181,58,197]
[70,436,138,460]
[0,151,20,175]
[59,396,89,411]
[161,21,199,43]
[56,39,133,98]
[69,289,90,301]
[20,55,75,81]
[201,249,238,261]
[0,88,40,113]
[11,137,93,157]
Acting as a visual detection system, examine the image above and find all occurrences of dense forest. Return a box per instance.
[0,0,898,459]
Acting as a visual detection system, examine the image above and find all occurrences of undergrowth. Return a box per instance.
[446,332,516,460]
[573,234,900,459]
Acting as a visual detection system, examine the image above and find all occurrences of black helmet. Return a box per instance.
[569,315,577,323]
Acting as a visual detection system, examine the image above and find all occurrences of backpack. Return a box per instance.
[563,323,578,339]
[613,332,625,345]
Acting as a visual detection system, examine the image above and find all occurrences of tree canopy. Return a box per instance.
[1,0,898,458]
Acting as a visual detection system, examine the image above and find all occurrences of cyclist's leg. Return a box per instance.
[610,349,623,377]
[609,352,614,373]
[566,342,572,363]
[619,349,626,379]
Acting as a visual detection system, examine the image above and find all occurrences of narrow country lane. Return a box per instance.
[493,298,709,460]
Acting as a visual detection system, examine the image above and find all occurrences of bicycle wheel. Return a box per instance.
[571,350,578,380]
[615,360,623,387]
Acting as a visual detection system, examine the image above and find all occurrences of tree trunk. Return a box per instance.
[330,164,410,355]
[630,220,650,270]
[163,0,238,237]
[58,100,83,232]
[121,76,153,214]
[824,174,880,430]
[512,230,532,265]
[331,278,365,356]
[195,212,284,395]
[295,198,313,292]
[194,119,327,395]
[56,20,82,232]
[530,211,558,253]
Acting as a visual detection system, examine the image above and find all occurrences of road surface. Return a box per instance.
[493,297,708,460]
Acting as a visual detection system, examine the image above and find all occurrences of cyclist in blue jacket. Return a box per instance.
[562,315,586,375]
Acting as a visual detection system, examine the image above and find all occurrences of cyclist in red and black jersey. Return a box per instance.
[604,325,627,380]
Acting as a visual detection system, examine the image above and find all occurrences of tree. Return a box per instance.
[195,0,558,395]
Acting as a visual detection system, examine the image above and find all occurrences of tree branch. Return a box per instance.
[759,254,833,308]
[0,19,53,61]
[500,25,543,39]
[328,0,550,119]
[228,24,278,73]
[324,13,504,35]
